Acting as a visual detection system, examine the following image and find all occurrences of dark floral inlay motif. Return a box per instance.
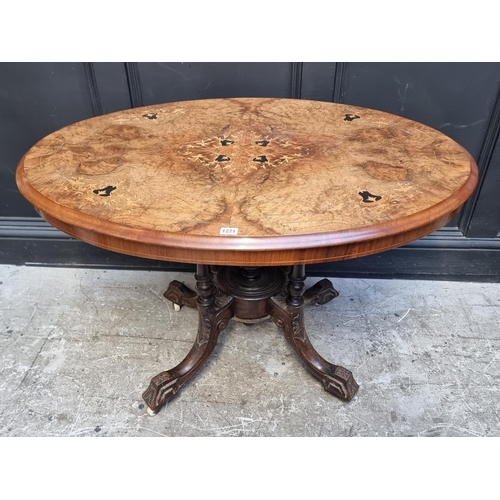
[93,186,116,197]
[178,131,310,183]
[358,191,382,203]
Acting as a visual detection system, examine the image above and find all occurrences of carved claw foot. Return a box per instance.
[143,265,234,414]
[303,278,339,306]
[319,365,359,402]
[269,293,359,402]
[142,299,233,413]
[143,371,181,414]
[164,280,198,310]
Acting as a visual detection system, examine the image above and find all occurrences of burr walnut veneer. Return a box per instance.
[16,98,478,414]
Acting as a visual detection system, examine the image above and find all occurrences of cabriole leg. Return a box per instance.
[143,265,234,414]
[269,265,359,401]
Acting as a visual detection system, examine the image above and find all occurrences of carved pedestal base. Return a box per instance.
[143,265,358,414]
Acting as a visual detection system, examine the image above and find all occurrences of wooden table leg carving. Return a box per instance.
[269,265,358,401]
[269,294,358,402]
[146,264,357,414]
[303,278,339,306]
[164,274,339,312]
[164,280,198,311]
[143,265,234,415]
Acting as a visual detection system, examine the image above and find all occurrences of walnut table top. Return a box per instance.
[16,98,478,266]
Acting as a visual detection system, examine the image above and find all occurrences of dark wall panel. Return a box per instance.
[92,63,131,114]
[300,63,337,101]
[133,62,295,105]
[467,133,500,237]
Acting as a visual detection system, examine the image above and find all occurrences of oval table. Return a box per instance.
[16,98,478,415]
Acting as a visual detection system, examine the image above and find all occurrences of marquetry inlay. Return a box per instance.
[18,98,476,240]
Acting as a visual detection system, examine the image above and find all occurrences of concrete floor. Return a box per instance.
[0,264,499,437]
